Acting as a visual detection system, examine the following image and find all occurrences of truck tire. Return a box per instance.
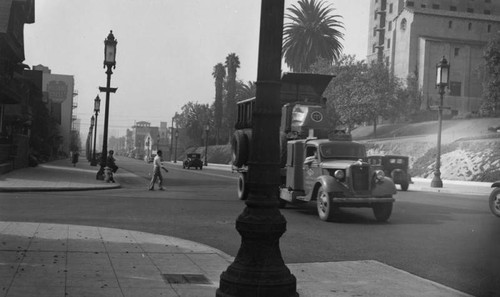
[489,187,500,217]
[231,130,249,167]
[372,202,393,222]
[317,186,335,222]
[400,181,409,191]
[237,173,248,200]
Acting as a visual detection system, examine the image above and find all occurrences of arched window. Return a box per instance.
[400,18,407,31]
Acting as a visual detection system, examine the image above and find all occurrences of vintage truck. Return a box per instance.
[232,72,397,222]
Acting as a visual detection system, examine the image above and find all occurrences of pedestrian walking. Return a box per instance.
[149,150,168,191]
[71,151,79,167]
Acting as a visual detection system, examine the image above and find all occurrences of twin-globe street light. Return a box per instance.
[91,95,100,166]
[96,31,118,180]
[431,56,450,188]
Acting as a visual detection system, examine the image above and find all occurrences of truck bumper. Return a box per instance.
[331,197,395,204]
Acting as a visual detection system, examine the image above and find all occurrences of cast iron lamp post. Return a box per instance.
[169,112,178,161]
[91,95,100,166]
[216,0,297,296]
[204,124,209,166]
[89,116,94,161]
[97,30,118,179]
[174,129,179,163]
[431,56,450,188]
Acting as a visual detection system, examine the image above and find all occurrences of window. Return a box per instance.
[450,6,457,11]
[421,4,426,8]
[373,27,377,36]
[375,11,378,20]
[406,1,414,7]
[454,48,460,56]
[372,43,377,53]
[485,0,491,3]
[388,21,392,31]
[450,82,461,96]
[484,10,491,15]
[400,18,407,30]
[488,24,492,33]
[389,3,393,13]
[387,38,391,48]
[467,8,474,13]
[468,22,472,30]
[432,4,440,9]
[449,21,453,28]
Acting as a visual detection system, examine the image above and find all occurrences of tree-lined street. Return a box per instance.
[0,157,498,297]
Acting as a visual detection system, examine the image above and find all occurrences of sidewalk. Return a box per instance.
[0,160,485,296]
[0,221,472,297]
[0,159,120,192]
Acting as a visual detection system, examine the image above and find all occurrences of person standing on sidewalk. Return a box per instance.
[149,150,167,191]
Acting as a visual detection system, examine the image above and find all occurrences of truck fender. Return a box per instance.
[310,175,342,200]
[492,181,500,188]
[372,176,397,196]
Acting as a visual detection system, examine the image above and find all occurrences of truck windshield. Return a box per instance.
[319,142,366,160]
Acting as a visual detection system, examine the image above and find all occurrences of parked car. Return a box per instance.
[489,181,500,217]
[367,155,411,191]
[183,153,203,170]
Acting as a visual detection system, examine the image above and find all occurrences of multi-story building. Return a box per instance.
[127,121,169,160]
[32,65,75,156]
[368,0,500,115]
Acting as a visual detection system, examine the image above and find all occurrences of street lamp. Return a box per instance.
[216,0,297,296]
[204,124,209,166]
[431,56,450,188]
[89,116,94,161]
[174,129,179,163]
[97,30,118,180]
[91,95,100,166]
[169,112,178,161]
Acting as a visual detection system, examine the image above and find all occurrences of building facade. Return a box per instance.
[368,0,500,115]
[32,65,75,156]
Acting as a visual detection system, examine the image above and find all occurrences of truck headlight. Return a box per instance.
[375,170,385,181]
[334,170,345,180]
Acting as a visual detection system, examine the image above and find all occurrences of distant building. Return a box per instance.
[367,0,500,115]
[32,65,75,156]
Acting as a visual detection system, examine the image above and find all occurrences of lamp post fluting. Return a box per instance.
[97,30,118,180]
[204,124,209,166]
[216,0,297,296]
[91,95,100,166]
[431,56,450,188]
[174,129,179,163]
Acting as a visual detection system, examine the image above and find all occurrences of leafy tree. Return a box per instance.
[312,55,404,135]
[283,0,344,72]
[178,101,213,147]
[212,63,226,144]
[30,98,60,160]
[482,32,500,117]
[224,53,240,142]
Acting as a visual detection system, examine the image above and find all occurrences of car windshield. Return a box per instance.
[319,142,366,160]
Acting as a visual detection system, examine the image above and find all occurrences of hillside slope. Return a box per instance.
[186,118,500,182]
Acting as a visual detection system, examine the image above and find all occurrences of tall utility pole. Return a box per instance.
[216,1,297,296]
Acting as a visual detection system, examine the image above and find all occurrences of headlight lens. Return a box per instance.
[334,170,345,179]
[375,170,385,181]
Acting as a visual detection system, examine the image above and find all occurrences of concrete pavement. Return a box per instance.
[0,159,486,296]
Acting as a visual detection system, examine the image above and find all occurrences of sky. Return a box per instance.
[23,0,370,138]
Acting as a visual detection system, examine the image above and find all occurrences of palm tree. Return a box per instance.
[212,63,226,144]
[283,0,344,72]
[236,80,257,102]
[224,53,240,142]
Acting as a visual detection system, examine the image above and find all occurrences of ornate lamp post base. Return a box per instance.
[216,202,298,297]
[431,170,443,188]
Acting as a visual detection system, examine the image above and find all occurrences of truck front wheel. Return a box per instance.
[317,186,335,222]
[372,202,393,222]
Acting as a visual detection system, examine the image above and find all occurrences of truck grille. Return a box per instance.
[351,164,370,191]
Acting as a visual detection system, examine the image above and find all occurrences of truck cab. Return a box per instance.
[279,137,396,222]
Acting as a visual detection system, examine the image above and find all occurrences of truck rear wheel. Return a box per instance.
[317,186,335,222]
[237,173,248,200]
[372,202,393,222]
[400,181,409,191]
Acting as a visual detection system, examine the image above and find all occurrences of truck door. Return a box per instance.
[303,145,320,195]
